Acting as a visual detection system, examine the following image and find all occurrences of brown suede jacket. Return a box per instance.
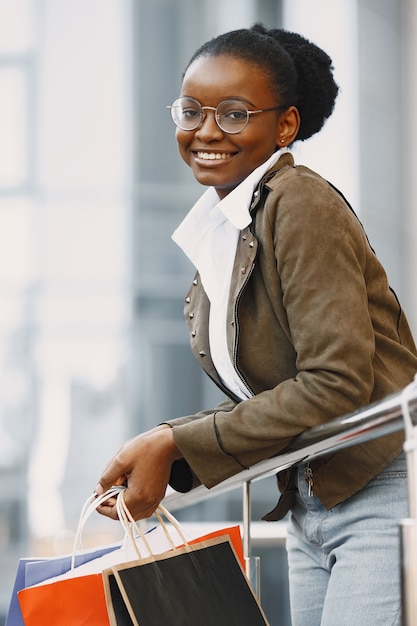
[167,152,417,518]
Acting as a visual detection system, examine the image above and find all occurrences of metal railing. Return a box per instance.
[163,379,417,624]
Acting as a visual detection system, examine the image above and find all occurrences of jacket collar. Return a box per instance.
[249,151,296,214]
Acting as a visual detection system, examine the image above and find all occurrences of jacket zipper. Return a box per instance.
[232,259,257,398]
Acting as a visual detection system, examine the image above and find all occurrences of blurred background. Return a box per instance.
[1,0,416,624]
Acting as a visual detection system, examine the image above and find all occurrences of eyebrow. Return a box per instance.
[181,95,258,108]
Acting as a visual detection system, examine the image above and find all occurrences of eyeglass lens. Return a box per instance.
[170,97,250,134]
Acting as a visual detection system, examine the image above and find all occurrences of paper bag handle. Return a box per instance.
[72,487,190,567]
[71,486,127,569]
[117,490,189,556]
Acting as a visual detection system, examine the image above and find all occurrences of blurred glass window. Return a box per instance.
[0,67,28,187]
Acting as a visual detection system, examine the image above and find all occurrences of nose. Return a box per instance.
[195,108,224,139]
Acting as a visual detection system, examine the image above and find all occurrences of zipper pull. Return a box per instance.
[304,465,314,497]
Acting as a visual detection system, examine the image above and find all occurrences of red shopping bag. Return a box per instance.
[18,574,110,626]
[187,523,244,567]
[6,543,121,626]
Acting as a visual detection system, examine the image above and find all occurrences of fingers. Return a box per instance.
[95,497,120,521]
[95,487,164,521]
[95,473,126,497]
[94,467,168,521]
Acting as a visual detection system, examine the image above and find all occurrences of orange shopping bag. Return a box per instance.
[187,523,244,567]
[16,488,125,626]
[18,574,110,626]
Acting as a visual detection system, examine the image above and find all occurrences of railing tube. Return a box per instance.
[243,480,251,560]
[400,518,417,625]
[161,384,417,616]
[243,480,261,600]
[400,377,417,625]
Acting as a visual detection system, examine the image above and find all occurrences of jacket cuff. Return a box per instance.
[169,459,199,492]
[170,414,246,489]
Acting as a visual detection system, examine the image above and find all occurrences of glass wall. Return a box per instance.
[0,0,39,616]
[0,0,132,619]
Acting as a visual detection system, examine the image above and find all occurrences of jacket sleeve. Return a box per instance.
[167,397,237,492]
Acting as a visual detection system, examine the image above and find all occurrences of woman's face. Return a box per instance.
[175,54,285,199]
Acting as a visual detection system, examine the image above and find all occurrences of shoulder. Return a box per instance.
[265,156,343,209]
[253,156,368,261]
[258,156,361,233]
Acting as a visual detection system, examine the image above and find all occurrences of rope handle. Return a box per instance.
[117,491,189,555]
[116,490,153,559]
[71,487,190,569]
[155,504,188,547]
[71,486,127,569]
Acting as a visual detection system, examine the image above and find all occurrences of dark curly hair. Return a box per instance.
[184,23,339,142]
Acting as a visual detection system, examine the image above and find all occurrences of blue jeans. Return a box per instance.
[286,452,408,625]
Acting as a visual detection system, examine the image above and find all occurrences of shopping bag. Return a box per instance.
[187,522,244,568]
[20,574,111,626]
[5,558,44,626]
[6,544,125,626]
[104,497,269,626]
[16,488,166,626]
[106,536,269,626]
[17,488,245,626]
[18,532,173,626]
[6,485,125,626]
[18,540,159,626]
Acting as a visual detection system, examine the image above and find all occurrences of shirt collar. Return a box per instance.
[219,150,282,229]
[172,150,283,257]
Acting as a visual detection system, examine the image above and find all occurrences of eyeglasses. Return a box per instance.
[167,97,285,135]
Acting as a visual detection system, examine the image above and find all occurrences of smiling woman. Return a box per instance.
[95,23,417,626]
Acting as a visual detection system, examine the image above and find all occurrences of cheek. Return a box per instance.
[176,129,192,164]
[245,136,280,165]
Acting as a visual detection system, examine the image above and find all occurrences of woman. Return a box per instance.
[95,25,417,624]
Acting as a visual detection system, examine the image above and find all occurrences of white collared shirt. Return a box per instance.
[172,151,282,400]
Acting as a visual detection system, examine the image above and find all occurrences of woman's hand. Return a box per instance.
[94,425,182,520]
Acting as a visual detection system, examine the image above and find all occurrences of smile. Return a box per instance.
[195,151,235,160]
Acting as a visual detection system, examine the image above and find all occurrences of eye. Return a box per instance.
[223,109,247,121]
[182,108,201,120]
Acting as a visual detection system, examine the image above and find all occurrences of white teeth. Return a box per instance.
[197,152,232,160]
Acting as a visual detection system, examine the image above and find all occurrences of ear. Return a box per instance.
[276,106,301,147]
